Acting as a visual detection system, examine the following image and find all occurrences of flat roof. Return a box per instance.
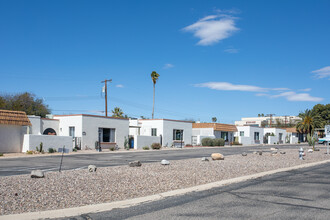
[53,114,129,120]
[139,119,193,123]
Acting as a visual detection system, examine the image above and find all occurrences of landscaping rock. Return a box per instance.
[280,151,286,154]
[129,161,142,167]
[201,157,209,161]
[314,148,320,151]
[270,147,278,151]
[242,152,247,156]
[211,153,224,160]
[88,165,97,172]
[31,170,44,178]
[308,149,313,153]
[257,151,262,156]
[161,159,170,165]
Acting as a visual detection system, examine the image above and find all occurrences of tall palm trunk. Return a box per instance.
[152,83,155,119]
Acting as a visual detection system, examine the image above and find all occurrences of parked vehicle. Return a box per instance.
[318,125,330,145]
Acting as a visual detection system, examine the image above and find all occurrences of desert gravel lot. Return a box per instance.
[0,148,329,216]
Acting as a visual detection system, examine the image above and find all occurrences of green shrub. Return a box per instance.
[143,146,150,150]
[48,148,55,153]
[213,138,225,146]
[0,153,3,157]
[73,148,78,152]
[109,146,115,151]
[151,143,161,150]
[26,150,33,154]
[202,138,214,146]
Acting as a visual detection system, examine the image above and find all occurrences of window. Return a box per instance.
[69,127,75,137]
[240,131,244,137]
[221,132,228,141]
[151,128,157,136]
[173,129,183,141]
[98,128,115,142]
[254,132,259,141]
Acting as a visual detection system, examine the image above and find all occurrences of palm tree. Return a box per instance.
[212,117,217,122]
[296,109,322,136]
[111,107,124,118]
[151,71,160,119]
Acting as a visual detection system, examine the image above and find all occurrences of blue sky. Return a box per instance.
[0,0,329,123]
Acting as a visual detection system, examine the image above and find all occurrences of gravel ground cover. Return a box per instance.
[0,148,329,216]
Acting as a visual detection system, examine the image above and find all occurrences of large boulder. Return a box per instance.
[31,170,44,178]
[211,153,224,160]
[88,165,97,172]
[129,161,142,167]
[161,159,170,165]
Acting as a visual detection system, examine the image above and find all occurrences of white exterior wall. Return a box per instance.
[28,116,59,135]
[22,134,73,152]
[55,115,83,137]
[264,128,287,144]
[0,124,27,153]
[192,128,214,136]
[42,119,59,135]
[81,116,129,150]
[28,116,42,135]
[235,126,264,145]
[133,135,161,150]
[55,115,129,150]
[139,120,192,147]
[163,120,192,147]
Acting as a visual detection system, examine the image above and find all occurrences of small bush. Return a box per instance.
[26,150,33,154]
[202,138,214,146]
[151,143,161,150]
[232,141,242,145]
[0,153,3,157]
[109,146,115,151]
[213,138,225,146]
[48,148,55,153]
[73,148,78,152]
[143,146,150,150]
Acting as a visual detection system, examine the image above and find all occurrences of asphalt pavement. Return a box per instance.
[58,161,330,220]
[0,144,305,176]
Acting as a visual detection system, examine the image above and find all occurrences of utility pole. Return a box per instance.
[101,79,112,117]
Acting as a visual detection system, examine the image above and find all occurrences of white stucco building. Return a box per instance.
[130,119,192,148]
[235,126,264,145]
[235,116,301,127]
[263,128,287,144]
[192,123,237,145]
[54,114,129,150]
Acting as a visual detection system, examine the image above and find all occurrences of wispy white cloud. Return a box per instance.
[224,48,239,53]
[116,84,124,88]
[299,88,312,92]
[195,82,266,92]
[195,81,323,102]
[163,63,174,69]
[183,14,239,46]
[272,91,323,102]
[255,93,270,97]
[311,66,330,79]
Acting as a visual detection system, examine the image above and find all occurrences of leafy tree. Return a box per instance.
[212,117,217,122]
[151,71,160,119]
[296,109,322,135]
[311,104,330,127]
[111,107,124,118]
[0,92,50,117]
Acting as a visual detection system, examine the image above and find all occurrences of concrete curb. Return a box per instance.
[1,159,329,220]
